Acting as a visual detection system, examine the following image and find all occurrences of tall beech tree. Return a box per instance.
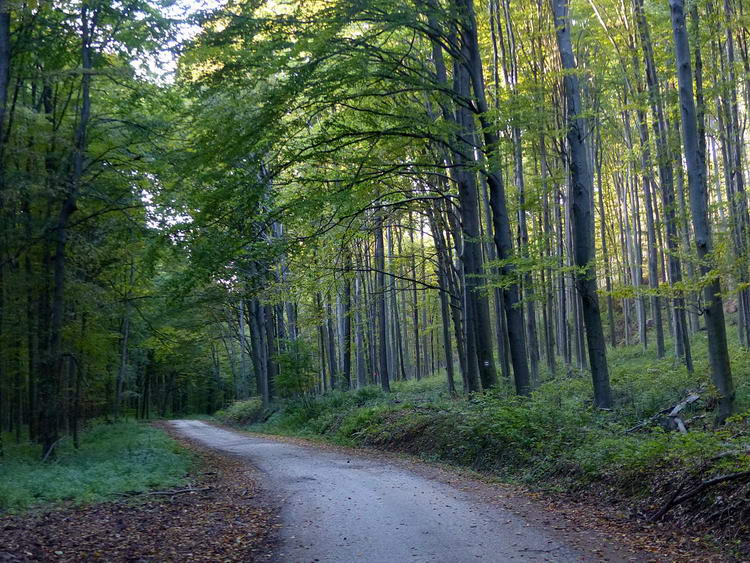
[553,0,612,409]
[669,0,734,422]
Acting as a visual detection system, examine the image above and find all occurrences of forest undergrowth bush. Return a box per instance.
[248,333,750,546]
[214,397,268,425]
[0,421,191,513]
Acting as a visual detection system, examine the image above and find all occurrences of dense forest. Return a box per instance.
[1,0,749,464]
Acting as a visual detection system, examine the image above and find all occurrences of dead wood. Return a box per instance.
[649,470,750,521]
[115,486,212,497]
[625,391,702,434]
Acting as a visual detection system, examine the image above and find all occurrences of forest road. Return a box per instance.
[170,420,595,563]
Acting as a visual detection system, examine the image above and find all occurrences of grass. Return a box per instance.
[0,420,192,513]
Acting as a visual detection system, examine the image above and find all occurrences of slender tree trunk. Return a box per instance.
[251,299,270,405]
[631,69,665,357]
[670,0,734,423]
[0,0,9,156]
[325,299,337,390]
[595,129,616,350]
[634,0,691,368]
[719,0,750,347]
[114,309,130,420]
[555,187,570,364]
[479,165,511,379]
[341,256,352,389]
[375,216,390,391]
[263,304,276,401]
[354,274,367,388]
[540,140,557,371]
[457,0,528,393]
[554,0,612,408]
[451,60,489,392]
[238,298,249,399]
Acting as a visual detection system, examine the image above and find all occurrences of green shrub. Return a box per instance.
[274,339,318,398]
[215,398,267,425]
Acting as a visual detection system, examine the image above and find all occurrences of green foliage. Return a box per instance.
[274,339,318,398]
[0,421,191,513]
[215,398,267,425]
[248,335,750,499]
[255,387,389,438]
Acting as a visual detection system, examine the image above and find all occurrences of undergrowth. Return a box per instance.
[0,421,191,513]
[217,329,750,548]
[214,397,267,425]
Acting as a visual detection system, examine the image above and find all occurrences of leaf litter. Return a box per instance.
[0,423,278,562]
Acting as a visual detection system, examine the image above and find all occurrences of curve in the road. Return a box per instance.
[171,420,585,563]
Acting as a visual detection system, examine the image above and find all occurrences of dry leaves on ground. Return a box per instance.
[0,424,277,562]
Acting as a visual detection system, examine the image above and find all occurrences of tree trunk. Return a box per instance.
[341,255,352,389]
[553,0,612,409]
[238,298,249,398]
[457,0,528,394]
[354,273,367,388]
[375,216,390,391]
[669,0,734,423]
[450,61,488,392]
[409,214,422,380]
[114,309,130,420]
[325,299,337,390]
[634,0,691,368]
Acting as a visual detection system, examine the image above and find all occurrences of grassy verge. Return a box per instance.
[218,331,750,549]
[0,421,191,513]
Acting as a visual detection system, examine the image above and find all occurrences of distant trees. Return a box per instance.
[176,0,746,418]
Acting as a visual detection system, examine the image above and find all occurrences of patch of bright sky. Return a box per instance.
[138,0,295,232]
[135,0,225,82]
[137,1,225,232]
[136,0,298,81]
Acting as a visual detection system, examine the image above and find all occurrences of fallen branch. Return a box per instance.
[671,471,750,505]
[674,417,688,434]
[146,487,212,496]
[626,391,702,434]
[115,486,211,497]
[648,481,686,522]
[684,414,706,427]
[711,446,750,461]
[42,437,66,463]
[669,393,700,417]
[649,471,750,521]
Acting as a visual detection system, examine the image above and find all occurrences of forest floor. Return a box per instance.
[171,419,726,562]
[0,418,733,562]
[0,422,277,562]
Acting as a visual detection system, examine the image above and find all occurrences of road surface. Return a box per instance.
[171,420,595,562]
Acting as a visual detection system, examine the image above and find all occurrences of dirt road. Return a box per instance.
[170,420,616,562]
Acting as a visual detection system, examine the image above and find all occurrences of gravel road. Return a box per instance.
[170,420,590,563]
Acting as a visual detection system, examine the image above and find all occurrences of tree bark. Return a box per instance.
[341,254,352,389]
[456,0,528,394]
[375,216,390,391]
[553,0,612,409]
[669,0,734,423]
